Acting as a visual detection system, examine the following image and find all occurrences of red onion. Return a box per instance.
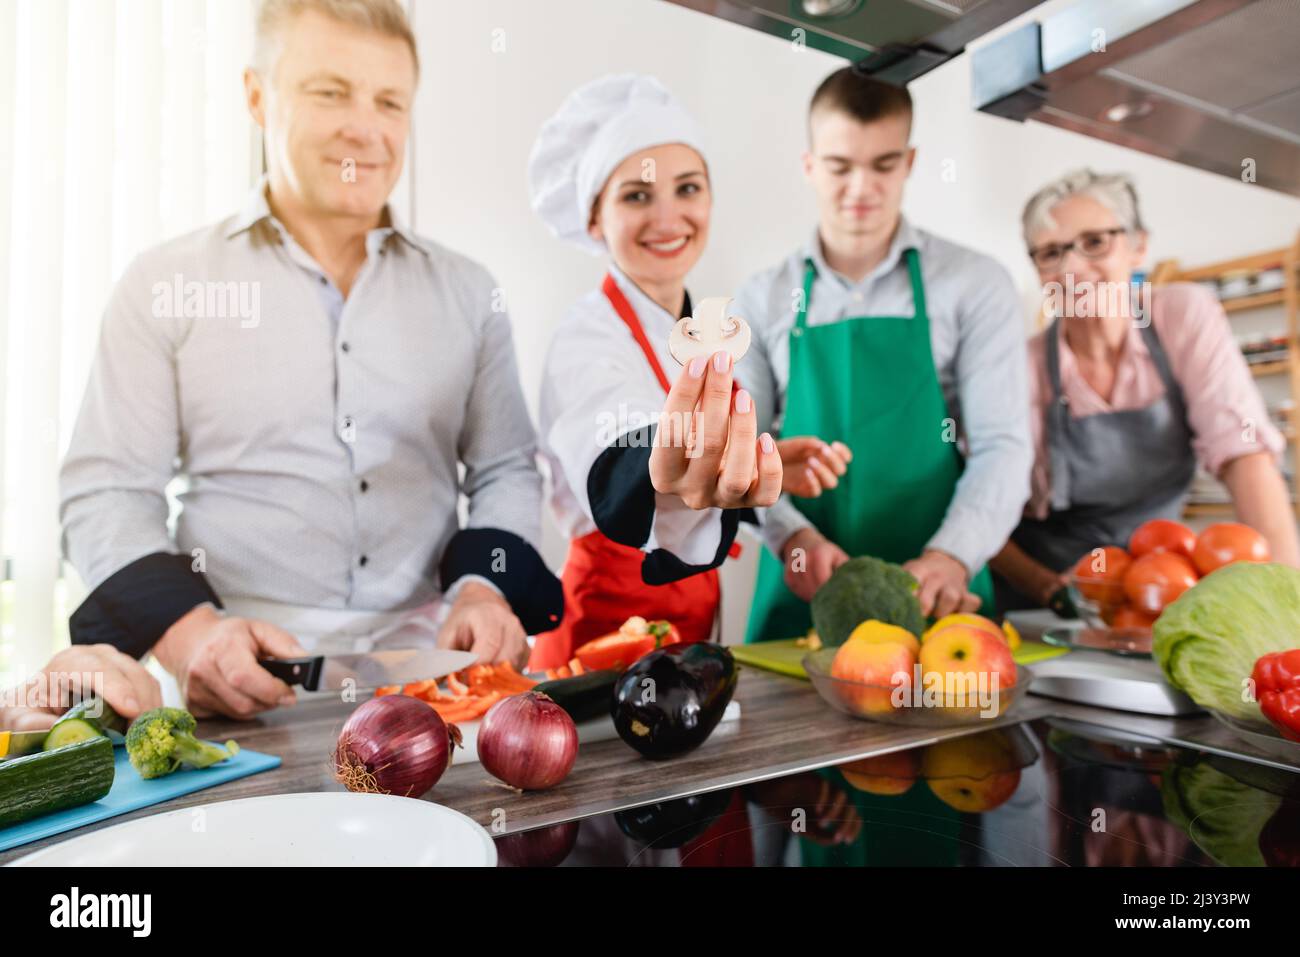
[495,820,581,867]
[334,694,461,797]
[478,692,578,791]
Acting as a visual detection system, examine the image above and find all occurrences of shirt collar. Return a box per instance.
[804,216,920,289]
[224,175,433,258]
[606,262,690,324]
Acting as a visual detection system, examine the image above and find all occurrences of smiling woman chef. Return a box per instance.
[526,75,846,670]
[991,169,1300,611]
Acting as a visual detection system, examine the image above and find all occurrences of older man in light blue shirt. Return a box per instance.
[58,0,559,719]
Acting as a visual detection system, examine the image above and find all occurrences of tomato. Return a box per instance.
[573,619,681,672]
[1071,546,1131,604]
[1128,519,1196,561]
[1192,522,1270,576]
[1111,605,1157,630]
[1123,552,1199,615]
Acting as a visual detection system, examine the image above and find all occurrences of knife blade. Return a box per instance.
[258,648,478,693]
[0,729,49,760]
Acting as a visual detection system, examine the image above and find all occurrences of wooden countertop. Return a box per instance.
[1,666,1293,863]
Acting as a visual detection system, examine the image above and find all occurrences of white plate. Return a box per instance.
[8,792,496,867]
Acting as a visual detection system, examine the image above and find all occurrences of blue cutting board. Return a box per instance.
[0,745,280,853]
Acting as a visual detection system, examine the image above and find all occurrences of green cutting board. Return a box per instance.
[729,638,1068,680]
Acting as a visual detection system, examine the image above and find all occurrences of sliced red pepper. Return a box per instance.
[574,619,681,672]
[1252,649,1300,742]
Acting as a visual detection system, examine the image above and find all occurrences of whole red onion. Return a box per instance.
[334,694,460,797]
[478,692,578,791]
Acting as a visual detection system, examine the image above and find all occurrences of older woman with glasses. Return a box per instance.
[991,168,1300,612]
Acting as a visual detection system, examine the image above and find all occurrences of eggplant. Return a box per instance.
[611,643,737,759]
[615,788,735,848]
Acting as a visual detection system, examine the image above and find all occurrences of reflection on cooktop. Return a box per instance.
[493,719,1300,867]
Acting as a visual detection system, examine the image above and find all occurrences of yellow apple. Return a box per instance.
[845,619,921,657]
[839,750,919,796]
[920,731,1022,812]
[918,625,1017,704]
[830,638,917,714]
[922,613,1021,651]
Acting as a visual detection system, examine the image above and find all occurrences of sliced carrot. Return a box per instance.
[375,684,399,697]
[567,658,585,676]
[445,671,471,697]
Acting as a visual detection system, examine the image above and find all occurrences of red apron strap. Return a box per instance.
[603,273,673,394]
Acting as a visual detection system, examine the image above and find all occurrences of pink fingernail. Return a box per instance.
[688,355,708,378]
[760,432,775,454]
[713,350,730,373]
[735,389,752,414]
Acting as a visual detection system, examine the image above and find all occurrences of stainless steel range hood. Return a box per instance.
[658,0,1044,84]
[972,0,1300,197]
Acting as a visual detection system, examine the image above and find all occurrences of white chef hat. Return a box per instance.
[528,74,708,256]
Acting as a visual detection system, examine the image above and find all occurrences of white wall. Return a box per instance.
[411,0,1300,640]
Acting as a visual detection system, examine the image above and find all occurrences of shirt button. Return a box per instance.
[359,555,369,567]
[340,342,350,353]
[319,276,328,285]
[359,479,369,492]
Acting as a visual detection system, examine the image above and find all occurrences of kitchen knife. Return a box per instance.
[0,729,49,761]
[258,648,477,693]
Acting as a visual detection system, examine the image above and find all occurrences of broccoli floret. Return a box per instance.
[811,555,926,646]
[125,707,237,779]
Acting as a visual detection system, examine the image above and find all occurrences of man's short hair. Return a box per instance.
[809,67,912,140]
[253,0,419,78]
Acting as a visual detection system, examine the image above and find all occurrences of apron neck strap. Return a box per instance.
[602,272,673,394]
[1135,314,1184,404]
[797,246,924,329]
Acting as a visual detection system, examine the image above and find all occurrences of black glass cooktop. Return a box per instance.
[493,719,1300,867]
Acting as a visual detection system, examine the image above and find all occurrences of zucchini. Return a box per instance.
[532,669,620,724]
[42,697,127,751]
[0,737,115,829]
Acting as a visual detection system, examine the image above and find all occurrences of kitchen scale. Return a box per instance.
[1005,611,1204,717]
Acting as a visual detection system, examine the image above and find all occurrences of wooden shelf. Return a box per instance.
[1222,289,1286,313]
[1250,359,1290,377]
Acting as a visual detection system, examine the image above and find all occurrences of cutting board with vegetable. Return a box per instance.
[0,744,279,853]
[730,637,1068,680]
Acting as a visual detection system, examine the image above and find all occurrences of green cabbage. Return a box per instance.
[1160,760,1280,867]
[1151,562,1300,720]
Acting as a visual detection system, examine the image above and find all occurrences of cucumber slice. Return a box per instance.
[42,717,106,751]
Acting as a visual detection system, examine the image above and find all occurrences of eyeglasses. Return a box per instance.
[1027,228,1127,270]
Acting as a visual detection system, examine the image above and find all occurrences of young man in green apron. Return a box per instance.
[736,67,1033,646]
[734,69,1034,865]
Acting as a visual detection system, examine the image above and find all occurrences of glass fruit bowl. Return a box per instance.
[1067,573,1155,648]
[802,648,1033,728]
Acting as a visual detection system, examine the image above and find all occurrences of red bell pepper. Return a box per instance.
[1251,649,1300,742]
[574,618,682,672]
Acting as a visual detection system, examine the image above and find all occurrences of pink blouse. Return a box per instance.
[1025,283,1285,520]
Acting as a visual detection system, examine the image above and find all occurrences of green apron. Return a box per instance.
[744,248,989,867]
[744,247,994,647]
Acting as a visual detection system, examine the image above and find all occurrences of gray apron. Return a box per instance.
[996,317,1197,610]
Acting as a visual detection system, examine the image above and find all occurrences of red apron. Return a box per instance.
[529,275,729,671]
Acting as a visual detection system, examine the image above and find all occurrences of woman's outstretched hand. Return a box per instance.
[649,350,782,509]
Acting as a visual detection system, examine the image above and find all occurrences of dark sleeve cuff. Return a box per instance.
[587,425,657,549]
[69,552,223,659]
[439,527,564,635]
[642,508,741,585]
[588,425,752,585]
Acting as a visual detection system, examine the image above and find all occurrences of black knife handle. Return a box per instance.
[259,656,324,692]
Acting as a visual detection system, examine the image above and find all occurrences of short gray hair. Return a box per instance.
[253,0,419,78]
[1021,168,1145,244]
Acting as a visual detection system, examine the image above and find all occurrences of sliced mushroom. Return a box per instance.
[668,297,752,366]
